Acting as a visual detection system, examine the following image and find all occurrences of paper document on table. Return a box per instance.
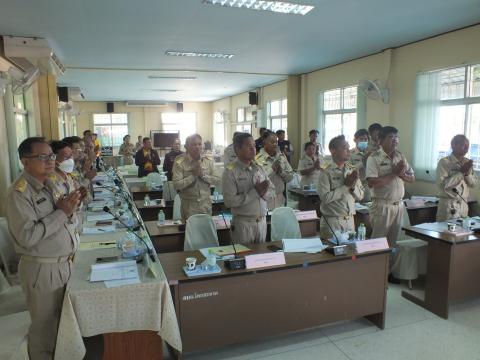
[79,241,117,251]
[104,277,141,288]
[82,226,116,235]
[414,222,474,236]
[355,203,369,210]
[90,260,138,282]
[411,196,439,203]
[87,213,115,222]
[93,175,108,182]
[282,238,327,253]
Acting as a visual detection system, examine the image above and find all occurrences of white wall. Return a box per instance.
[0,95,12,216]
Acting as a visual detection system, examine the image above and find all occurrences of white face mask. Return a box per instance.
[58,158,75,174]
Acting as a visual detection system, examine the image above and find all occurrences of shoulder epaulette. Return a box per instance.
[345,162,356,169]
[14,177,27,193]
[255,153,262,160]
[321,162,331,170]
[175,155,185,164]
[48,173,58,182]
[226,162,236,171]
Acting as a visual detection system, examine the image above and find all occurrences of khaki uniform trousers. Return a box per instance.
[370,199,404,248]
[181,198,212,222]
[231,216,267,244]
[18,257,72,360]
[320,216,355,240]
[267,193,285,211]
[436,198,467,222]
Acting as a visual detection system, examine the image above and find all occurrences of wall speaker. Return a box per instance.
[177,102,183,112]
[249,91,258,106]
[107,102,114,113]
[57,87,69,102]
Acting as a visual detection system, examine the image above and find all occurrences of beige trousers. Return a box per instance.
[180,198,212,222]
[18,258,72,360]
[231,216,267,244]
[267,193,285,211]
[370,199,404,248]
[436,198,467,222]
[320,216,355,241]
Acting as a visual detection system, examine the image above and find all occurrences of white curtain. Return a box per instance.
[413,71,441,181]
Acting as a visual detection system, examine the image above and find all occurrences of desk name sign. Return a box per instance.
[355,237,389,254]
[245,252,286,270]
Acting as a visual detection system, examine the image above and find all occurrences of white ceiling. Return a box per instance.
[0,0,479,102]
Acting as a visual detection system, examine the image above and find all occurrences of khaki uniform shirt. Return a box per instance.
[6,171,78,257]
[366,142,380,155]
[255,149,294,194]
[173,153,221,201]
[297,154,322,187]
[366,148,414,201]
[317,161,364,217]
[222,159,275,217]
[350,148,367,182]
[49,170,82,232]
[436,155,478,200]
[223,144,236,166]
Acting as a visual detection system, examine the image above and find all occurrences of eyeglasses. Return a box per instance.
[24,153,57,162]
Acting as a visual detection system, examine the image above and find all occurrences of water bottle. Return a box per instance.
[213,190,219,202]
[157,210,166,226]
[358,223,366,241]
[144,194,150,206]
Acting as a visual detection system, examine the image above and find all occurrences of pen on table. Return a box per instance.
[99,241,116,245]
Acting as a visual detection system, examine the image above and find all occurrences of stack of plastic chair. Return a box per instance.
[271,207,302,242]
[173,194,182,221]
[285,173,301,210]
[390,204,428,289]
[184,214,219,251]
[145,172,163,189]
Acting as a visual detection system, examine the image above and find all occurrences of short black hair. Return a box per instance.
[83,130,92,136]
[259,127,267,133]
[309,129,319,136]
[354,129,369,138]
[379,126,398,141]
[304,141,315,151]
[142,137,151,143]
[50,140,70,154]
[262,130,275,141]
[328,135,346,151]
[18,137,47,159]
[123,135,130,141]
[276,130,285,136]
[63,136,82,148]
[232,132,242,141]
[451,134,468,146]
[233,133,253,153]
[368,123,382,133]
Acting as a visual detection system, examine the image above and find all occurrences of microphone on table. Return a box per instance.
[452,188,469,206]
[103,206,156,262]
[322,215,348,256]
[221,212,245,270]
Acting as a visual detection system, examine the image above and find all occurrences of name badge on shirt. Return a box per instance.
[36,197,47,204]
[380,162,390,167]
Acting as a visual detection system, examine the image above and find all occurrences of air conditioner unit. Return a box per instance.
[2,36,65,76]
[126,100,169,107]
[67,86,84,101]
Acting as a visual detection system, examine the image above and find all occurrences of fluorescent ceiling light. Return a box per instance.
[148,75,197,80]
[203,0,314,15]
[165,50,234,59]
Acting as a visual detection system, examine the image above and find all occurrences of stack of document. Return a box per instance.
[282,238,327,253]
[82,225,116,235]
[90,260,140,288]
[411,196,439,203]
[86,212,115,222]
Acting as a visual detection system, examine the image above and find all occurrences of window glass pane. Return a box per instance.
[324,114,342,154]
[94,125,114,147]
[15,113,28,147]
[324,89,341,111]
[111,113,128,124]
[270,101,281,117]
[236,124,251,133]
[281,117,288,133]
[237,108,245,122]
[271,118,281,131]
[470,65,480,98]
[467,104,480,171]
[93,114,112,124]
[342,113,357,145]
[440,67,465,100]
[161,113,197,144]
[281,99,287,115]
[245,109,253,122]
[343,86,357,109]
[13,94,25,110]
[437,105,466,161]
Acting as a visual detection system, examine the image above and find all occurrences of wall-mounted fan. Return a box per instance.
[358,79,389,104]
[12,67,40,95]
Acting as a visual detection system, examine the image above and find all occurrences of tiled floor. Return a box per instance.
[173,284,480,360]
